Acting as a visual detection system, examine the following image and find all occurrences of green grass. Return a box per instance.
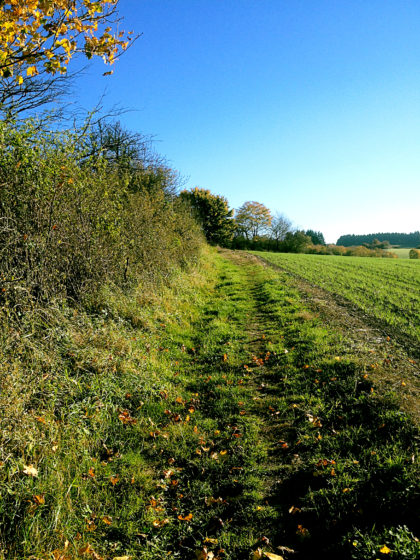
[0,248,418,559]
[253,251,420,344]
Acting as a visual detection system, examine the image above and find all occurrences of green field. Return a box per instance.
[253,252,420,343]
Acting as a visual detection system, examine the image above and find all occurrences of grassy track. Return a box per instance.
[0,249,418,559]
[253,251,420,345]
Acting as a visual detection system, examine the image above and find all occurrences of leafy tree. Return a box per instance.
[235,201,272,240]
[0,1,135,116]
[0,1,132,80]
[180,187,235,246]
[305,229,326,245]
[282,230,311,253]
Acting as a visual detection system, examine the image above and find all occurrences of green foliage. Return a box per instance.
[305,229,326,245]
[180,187,235,246]
[282,230,312,253]
[409,249,420,259]
[345,525,419,559]
[337,232,420,248]
[0,118,203,312]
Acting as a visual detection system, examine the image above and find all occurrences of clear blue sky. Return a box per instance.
[74,0,420,243]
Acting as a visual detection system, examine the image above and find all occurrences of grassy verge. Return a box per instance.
[0,249,418,559]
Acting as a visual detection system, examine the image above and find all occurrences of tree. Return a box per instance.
[305,229,325,245]
[271,213,292,247]
[235,201,272,240]
[0,1,134,114]
[180,187,235,246]
[0,1,132,78]
[282,230,311,253]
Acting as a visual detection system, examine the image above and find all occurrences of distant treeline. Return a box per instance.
[337,232,420,248]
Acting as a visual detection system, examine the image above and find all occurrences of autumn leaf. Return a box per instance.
[152,518,169,527]
[32,494,45,505]
[178,513,193,521]
[26,66,38,77]
[379,545,391,554]
[196,548,214,560]
[23,464,38,477]
[110,475,119,486]
[118,410,137,425]
[263,553,284,560]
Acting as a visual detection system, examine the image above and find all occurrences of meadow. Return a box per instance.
[0,248,418,559]
[253,252,420,345]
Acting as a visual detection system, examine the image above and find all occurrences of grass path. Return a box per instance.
[1,249,418,559]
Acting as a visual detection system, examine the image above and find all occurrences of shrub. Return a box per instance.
[409,249,420,259]
[0,118,203,317]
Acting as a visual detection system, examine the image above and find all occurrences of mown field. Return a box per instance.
[253,252,420,345]
[1,248,418,559]
[388,248,412,259]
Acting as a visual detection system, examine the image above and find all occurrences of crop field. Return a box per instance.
[253,252,420,344]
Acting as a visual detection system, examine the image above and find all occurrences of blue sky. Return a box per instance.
[75,0,420,243]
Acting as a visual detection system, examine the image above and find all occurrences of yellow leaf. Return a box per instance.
[17,75,23,85]
[32,494,45,505]
[23,464,38,477]
[26,66,38,77]
[263,553,284,560]
[113,557,132,560]
[379,545,391,554]
[178,513,193,521]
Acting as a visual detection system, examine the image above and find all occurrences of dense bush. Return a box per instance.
[0,118,203,317]
[409,249,420,259]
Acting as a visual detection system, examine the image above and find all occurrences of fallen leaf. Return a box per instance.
[152,518,169,527]
[379,545,391,554]
[178,513,193,521]
[23,465,38,477]
[196,548,214,560]
[32,494,45,505]
[263,553,284,560]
